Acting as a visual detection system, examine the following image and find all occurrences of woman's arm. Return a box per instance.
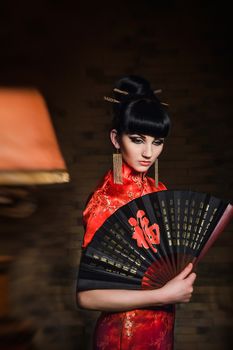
[77,263,196,312]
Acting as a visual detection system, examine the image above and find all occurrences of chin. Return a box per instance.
[132,165,151,173]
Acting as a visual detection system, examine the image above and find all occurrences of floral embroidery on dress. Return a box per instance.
[87,182,118,218]
[131,175,143,188]
[94,309,175,350]
[124,314,134,338]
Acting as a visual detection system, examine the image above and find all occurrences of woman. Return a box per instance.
[77,75,196,349]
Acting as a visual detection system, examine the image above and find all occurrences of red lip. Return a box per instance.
[139,161,151,166]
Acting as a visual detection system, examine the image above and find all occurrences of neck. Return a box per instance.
[122,161,147,179]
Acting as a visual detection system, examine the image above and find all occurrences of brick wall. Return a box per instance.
[0,1,232,349]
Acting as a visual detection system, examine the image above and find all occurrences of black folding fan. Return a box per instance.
[77,190,233,291]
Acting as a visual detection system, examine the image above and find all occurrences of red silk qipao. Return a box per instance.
[82,163,175,350]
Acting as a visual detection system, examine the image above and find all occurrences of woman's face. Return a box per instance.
[110,130,164,173]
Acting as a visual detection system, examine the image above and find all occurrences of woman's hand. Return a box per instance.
[158,263,196,304]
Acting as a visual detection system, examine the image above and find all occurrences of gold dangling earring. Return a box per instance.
[113,149,123,184]
[155,158,159,188]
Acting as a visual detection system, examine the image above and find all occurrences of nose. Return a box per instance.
[142,144,152,158]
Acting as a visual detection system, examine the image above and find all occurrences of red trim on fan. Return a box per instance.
[141,253,195,289]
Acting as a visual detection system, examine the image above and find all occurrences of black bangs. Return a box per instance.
[117,99,171,138]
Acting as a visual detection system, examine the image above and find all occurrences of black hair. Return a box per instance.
[111,75,171,138]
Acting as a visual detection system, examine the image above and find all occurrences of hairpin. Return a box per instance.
[104,96,120,103]
[114,88,163,96]
[113,88,129,95]
[154,89,169,106]
[154,89,162,94]
[104,87,169,106]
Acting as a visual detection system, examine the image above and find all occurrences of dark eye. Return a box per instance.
[130,137,143,144]
[153,139,164,146]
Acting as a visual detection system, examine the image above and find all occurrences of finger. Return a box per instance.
[183,298,190,303]
[186,272,197,284]
[184,294,192,303]
[177,263,193,280]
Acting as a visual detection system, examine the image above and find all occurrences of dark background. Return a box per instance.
[0,1,232,349]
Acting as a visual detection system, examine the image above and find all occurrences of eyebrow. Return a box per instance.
[129,134,164,141]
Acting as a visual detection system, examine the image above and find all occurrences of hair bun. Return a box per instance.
[113,75,154,102]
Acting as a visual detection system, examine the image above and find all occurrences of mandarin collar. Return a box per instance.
[122,162,147,182]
